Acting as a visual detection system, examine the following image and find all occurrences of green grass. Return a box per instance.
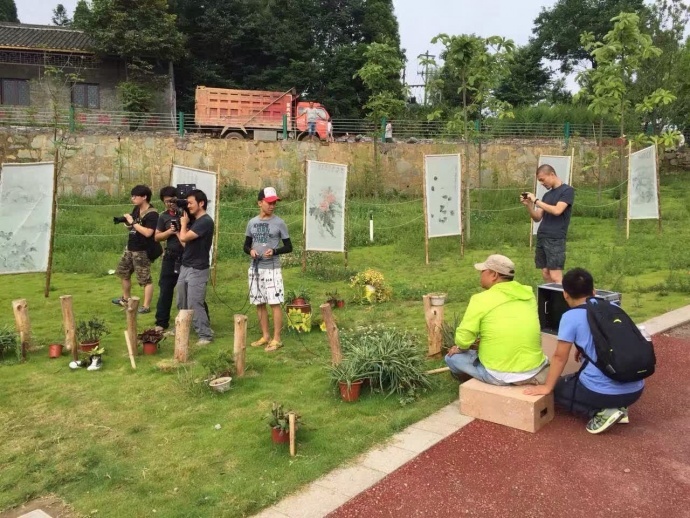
[2,173,690,516]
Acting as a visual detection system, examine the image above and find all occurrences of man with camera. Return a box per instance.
[153,186,184,331]
[177,189,214,346]
[112,185,159,313]
[521,164,575,284]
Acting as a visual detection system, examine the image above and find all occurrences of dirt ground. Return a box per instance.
[0,496,76,518]
[664,322,690,339]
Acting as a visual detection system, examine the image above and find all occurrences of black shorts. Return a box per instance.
[535,236,566,270]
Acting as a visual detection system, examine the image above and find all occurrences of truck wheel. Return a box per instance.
[223,132,245,140]
[296,132,309,141]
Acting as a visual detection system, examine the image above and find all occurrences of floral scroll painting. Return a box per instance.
[628,145,659,220]
[533,155,572,235]
[305,160,347,252]
[0,162,55,274]
[424,154,462,238]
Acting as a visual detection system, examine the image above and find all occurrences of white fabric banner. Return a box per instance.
[0,162,55,274]
[424,154,462,238]
[171,165,218,264]
[628,145,659,220]
[532,155,573,235]
[305,160,347,252]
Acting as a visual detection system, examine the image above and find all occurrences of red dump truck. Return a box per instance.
[194,86,331,140]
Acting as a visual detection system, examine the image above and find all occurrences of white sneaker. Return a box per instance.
[69,359,87,369]
[86,356,103,371]
[196,339,212,346]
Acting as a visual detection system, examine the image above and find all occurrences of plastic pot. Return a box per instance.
[271,427,290,444]
[339,380,364,402]
[48,343,63,358]
[209,376,232,393]
[142,342,158,355]
[80,340,99,352]
[336,300,345,308]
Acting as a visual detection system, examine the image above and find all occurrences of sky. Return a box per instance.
[18,0,565,90]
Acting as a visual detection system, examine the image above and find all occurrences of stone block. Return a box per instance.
[459,379,554,433]
[541,332,581,375]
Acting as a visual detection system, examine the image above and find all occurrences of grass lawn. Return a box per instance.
[1,173,690,517]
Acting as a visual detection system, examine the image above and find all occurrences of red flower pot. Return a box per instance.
[271,427,290,444]
[80,341,99,352]
[48,343,63,358]
[336,300,345,308]
[142,342,158,355]
[339,380,364,402]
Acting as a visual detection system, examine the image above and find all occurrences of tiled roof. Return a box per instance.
[0,22,93,53]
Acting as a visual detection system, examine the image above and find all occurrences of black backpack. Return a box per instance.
[577,298,656,382]
[140,207,163,263]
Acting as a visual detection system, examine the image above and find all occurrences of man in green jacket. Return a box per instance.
[445,254,549,385]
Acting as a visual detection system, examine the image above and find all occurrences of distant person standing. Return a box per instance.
[385,121,393,143]
[327,118,334,142]
[304,101,324,141]
[154,186,183,332]
[521,164,575,284]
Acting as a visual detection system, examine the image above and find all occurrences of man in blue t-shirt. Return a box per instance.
[524,268,644,434]
[522,164,575,283]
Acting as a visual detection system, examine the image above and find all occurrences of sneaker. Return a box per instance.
[196,338,212,346]
[111,296,128,307]
[154,326,166,333]
[86,355,103,371]
[138,307,151,314]
[619,407,629,424]
[586,408,625,434]
[69,359,88,369]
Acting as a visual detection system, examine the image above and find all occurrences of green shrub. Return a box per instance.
[0,325,19,360]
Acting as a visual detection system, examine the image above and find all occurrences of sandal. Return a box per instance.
[264,340,283,352]
[251,337,269,347]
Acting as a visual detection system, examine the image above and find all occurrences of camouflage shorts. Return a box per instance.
[115,250,152,286]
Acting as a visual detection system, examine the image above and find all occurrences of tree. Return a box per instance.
[533,0,647,72]
[52,4,71,26]
[71,0,90,29]
[0,0,18,22]
[494,42,552,107]
[355,41,406,121]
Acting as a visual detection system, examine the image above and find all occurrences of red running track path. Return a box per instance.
[329,334,690,518]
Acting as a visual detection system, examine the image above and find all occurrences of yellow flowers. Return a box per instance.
[350,268,392,304]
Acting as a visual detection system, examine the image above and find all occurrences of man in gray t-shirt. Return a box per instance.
[304,101,324,141]
[243,187,293,351]
[522,164,576,283]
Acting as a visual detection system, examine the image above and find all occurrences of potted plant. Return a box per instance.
[76,317,110,352]
[326,289,345,309]
[428,292,447,306]
[287,287,311,306]
[267,402,301,444]
[48,342,64,358]
[200,350,235,393]
[138,328,166,355]
[286,287,312,333]
[329,358,373,403]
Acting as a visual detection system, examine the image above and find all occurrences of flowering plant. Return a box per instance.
[309,187,342,237]
[349,268,392,304]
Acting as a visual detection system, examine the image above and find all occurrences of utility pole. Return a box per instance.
[417,51,435,106]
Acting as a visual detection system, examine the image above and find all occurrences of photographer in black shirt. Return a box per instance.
[154,186,184,331]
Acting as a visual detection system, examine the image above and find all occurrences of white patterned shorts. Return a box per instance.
[248,267,285,305]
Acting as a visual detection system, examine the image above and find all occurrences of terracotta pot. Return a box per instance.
[271,427,290,444]
[339,380,364,402]
[293,297,306,306]
[287,303,311,314]
[48,343,63,358]
[80,340,99,352]
[336,300,345,308]
[142,342,158,355]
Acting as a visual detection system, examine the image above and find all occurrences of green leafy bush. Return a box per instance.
[0,325,19,360]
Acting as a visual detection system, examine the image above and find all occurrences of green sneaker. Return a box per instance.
[619,407,629,424]
[586,408,625,434]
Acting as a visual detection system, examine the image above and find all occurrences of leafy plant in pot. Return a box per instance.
[329,358,374,402]
[138,328,166,355]
[286,287,311,306]
[326,289,345,309]
[286,287,313,332]
[200,350,235,393]
[76,317,109,352]
[267,402,301,444]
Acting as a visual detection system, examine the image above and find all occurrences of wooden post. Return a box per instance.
[529,167,538,249]
[44,154,59,298]
[233,314,247,377]
[126,297,140,355]
[59,295,76,357]
[423,295,444,357]
[654,144,662,234]
[288,412,296,457]
[302,160,308,273]
[320,303,342,365]
[626,142,632,240]
[211,167,221,287]
[124,330,137,369]
[174,309,194,362]
[12,299,30,360]
[569,147,575,187]
[426,367,450,375]
[422,159,430,265]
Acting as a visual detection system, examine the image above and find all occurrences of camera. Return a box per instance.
[521,192,529,200]
[113,216,128,224]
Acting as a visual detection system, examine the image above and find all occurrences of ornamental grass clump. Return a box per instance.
[349,268,392,303]
[341,325,431,401]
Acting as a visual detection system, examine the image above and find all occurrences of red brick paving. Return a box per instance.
[329,334,690,518]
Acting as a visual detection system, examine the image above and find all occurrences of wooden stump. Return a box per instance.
[288,412,296,457]
[12,299,30,361]
[124,330,137,370]
[319,303,342,365]
[423,295,444,357]
[126,297,140,356]
[60,295,77,359]
[233,314,247,377]
[174,310,194,363]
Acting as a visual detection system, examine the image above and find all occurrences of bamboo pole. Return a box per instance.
[174,309,194,362]
[655,144,662,234]
[59,295,76,356]
[233,314,247,377]
[627,142,632,240]
[12,299,30,360]
[459,153,464,258]
[422,159,430,265]
[302,161,308,273]
[211,167,221,287]
[319,303,342,365]
[44,153,59,297]
[288,412,296,457]
[426,367,450,375]
[124,330,137,369]
[126,297,140,355]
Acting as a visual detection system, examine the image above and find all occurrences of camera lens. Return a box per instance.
[113,216,128,224]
